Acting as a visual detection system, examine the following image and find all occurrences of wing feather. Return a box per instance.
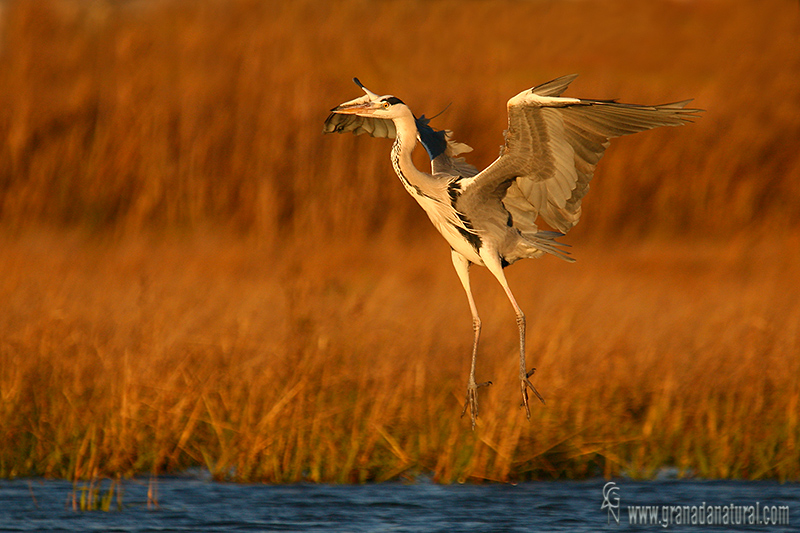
[322,112,397,139]
[458,75,701,233]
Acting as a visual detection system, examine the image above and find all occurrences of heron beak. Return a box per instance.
[330,101,381,116]
[331,96,381,116]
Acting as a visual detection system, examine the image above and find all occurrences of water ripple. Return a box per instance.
[0,478,798,532]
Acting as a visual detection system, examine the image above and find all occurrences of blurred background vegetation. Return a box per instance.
[1,0,799,482]
[1,0,798,240]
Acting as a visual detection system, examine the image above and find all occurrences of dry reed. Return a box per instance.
[0,0,798,239]
[1,231,799,482]
[1,0,799,483]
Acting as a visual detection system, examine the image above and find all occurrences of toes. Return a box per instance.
[521,387,532,419]
[461,387,480,429]
[461,389,476,419]
[462,379,492,429]
[523,378,545,405]
[524,369,545,404]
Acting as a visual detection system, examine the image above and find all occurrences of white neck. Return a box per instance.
[390,112,433,198]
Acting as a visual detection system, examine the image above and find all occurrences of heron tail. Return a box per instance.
[528,231,575,263]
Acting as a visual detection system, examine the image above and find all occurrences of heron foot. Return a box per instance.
[520,368,545,419]
[461,378,492,430]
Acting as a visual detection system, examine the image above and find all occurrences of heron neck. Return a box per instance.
[391,115,429,193]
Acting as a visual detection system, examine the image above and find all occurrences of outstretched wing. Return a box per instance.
[458,74,701,234]
[323,101,397,139]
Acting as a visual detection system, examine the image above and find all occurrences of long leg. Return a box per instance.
[450,250,491,429]
[481,251,545,419]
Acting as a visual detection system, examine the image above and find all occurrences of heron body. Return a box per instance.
[324,75,700,429]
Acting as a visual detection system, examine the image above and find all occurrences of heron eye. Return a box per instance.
[382,101,390,109]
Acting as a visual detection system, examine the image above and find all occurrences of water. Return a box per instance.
[1,475,797,532]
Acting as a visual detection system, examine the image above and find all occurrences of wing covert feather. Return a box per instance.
[460,75,700,233]
[323,112,397,139]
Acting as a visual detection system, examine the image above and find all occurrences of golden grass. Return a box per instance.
[70,477,123,511]
[1,0,799,482]
[0,0,798,239]
[1,231,799,482]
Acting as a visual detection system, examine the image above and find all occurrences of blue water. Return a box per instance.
[0,476,797,532]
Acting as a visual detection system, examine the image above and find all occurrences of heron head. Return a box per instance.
[330,78,409,119]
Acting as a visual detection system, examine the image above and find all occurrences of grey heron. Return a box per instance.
[324,75,700,429]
